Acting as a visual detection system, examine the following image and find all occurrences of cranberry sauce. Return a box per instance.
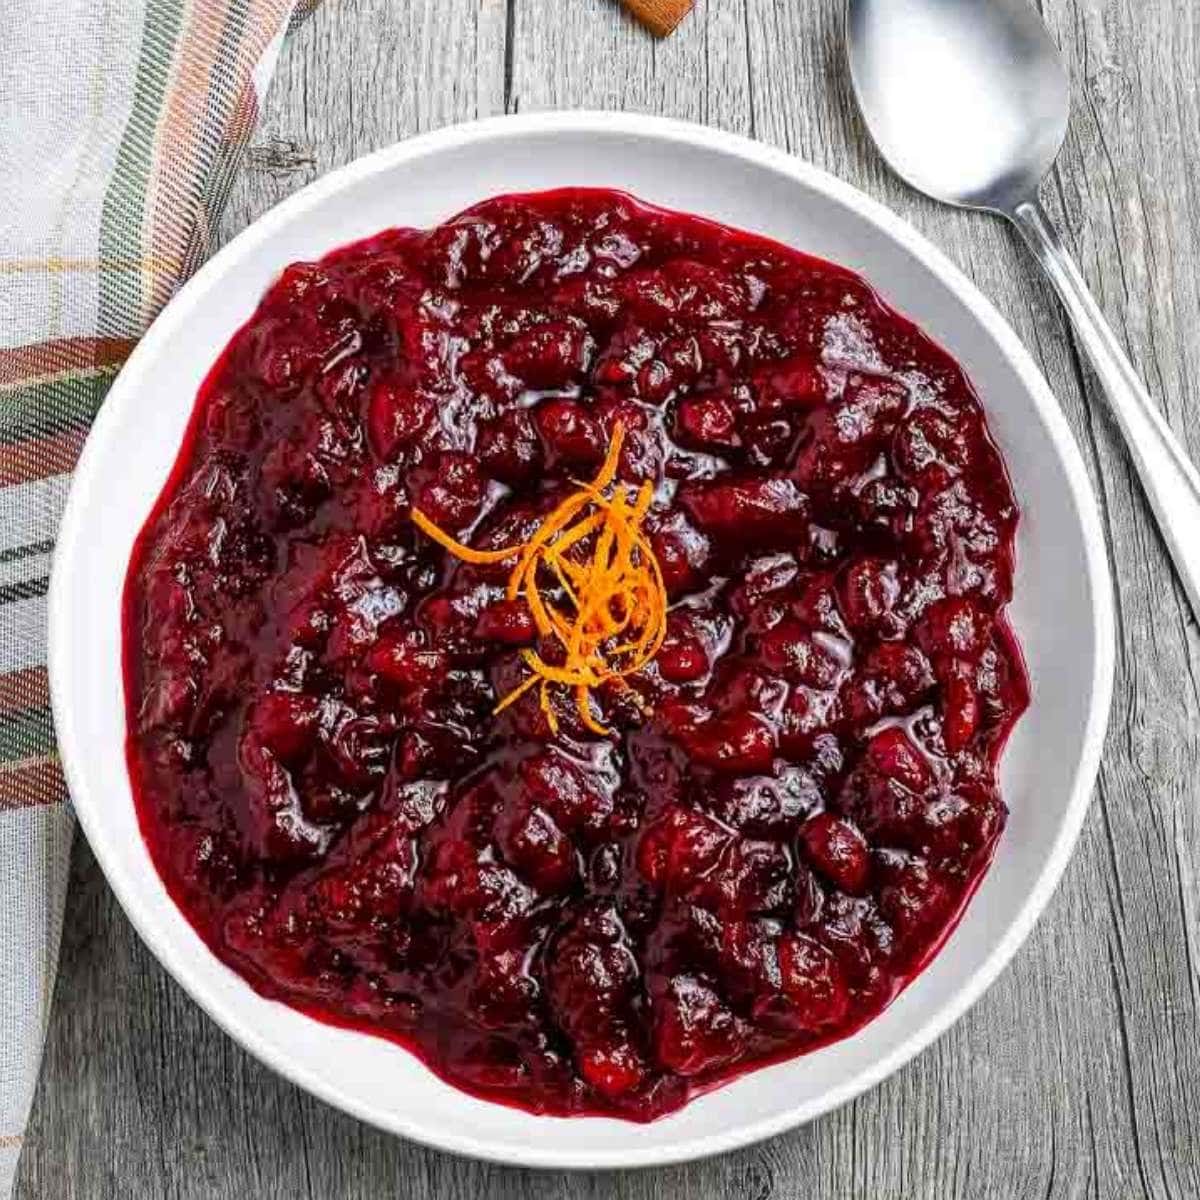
[123,189,1028,1120]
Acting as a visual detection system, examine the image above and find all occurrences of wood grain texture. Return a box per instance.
[17,1,1200,1196]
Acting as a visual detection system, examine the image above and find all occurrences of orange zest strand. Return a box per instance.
[410,423,668,735]
[409,509,519,564]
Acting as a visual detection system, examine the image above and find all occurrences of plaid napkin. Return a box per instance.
[0,2,306,1192]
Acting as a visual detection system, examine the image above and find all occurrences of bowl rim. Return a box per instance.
[49,109,1115,1170]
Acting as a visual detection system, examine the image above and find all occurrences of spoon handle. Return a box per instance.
[1009,198,1200,622]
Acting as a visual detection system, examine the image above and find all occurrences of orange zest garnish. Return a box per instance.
[410,424,667,735]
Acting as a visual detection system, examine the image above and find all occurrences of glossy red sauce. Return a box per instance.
[123,189,1028,1120]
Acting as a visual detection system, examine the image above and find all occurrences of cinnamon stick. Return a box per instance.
[621,0,694,37]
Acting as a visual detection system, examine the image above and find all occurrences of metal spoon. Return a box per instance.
[846,0,1200,620]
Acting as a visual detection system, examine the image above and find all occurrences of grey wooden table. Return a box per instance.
[17,1,1200,1196]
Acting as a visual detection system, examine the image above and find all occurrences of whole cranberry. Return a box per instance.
[422,836,534,923]
[861,642,936,711]
[941,660,981,752]
[683,713,777,775]
[618,268,680,325]
[921,785,1006,865]
[474,599,536,645]
[495,796,578,893]
[412,451,484,530]
[652,975,742,1076]
[838,557,900,634]
[663,259,746,320]
[799,812,870,894]
[367,632,449,691]
[648,514,712,597]
[679,475,809,548]
[656,632,710,685]
[789,571,847,637]
[533,398,605,469]
[469,958,541,1031]
[778,687,839,761]
[546,904,639,1032]
[520,752,613,839]
[594,397,661,481]
[841,773,925,848]
[637,805,730,890]
[865,727,932,792]
[759,932,849,1032]
[758,621,843,689]
[703,838,793,915]
[917,595,992,662]
[637,358,678,404]
[577,1039,647,1098]
[367,378,435,459]
[752,356,823,410]
[876,851,952,943]
[675,393,739,450]
[478,409,543,486]
[718,916,778,1000]
[503,320,593,388]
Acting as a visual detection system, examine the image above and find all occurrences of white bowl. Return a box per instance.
[49,112,1114,1169]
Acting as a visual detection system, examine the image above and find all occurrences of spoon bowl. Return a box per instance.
[847,0,1069,211]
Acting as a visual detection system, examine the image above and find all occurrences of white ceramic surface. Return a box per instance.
[48,112,1114,1170]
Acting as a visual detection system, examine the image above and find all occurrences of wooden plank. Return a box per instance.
[218,0,509,233]
[16,1,1200,1197]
